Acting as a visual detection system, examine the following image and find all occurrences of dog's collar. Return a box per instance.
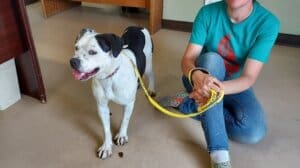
[104,66,120,79]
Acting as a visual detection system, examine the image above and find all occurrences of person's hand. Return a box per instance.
[189,70,223,105]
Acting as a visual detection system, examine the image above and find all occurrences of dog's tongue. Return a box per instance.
[72,70,84,80]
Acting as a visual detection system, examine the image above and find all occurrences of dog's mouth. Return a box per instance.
[72,68,100,81]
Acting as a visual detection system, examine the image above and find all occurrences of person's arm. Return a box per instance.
[181,43,203,76]
[187,57,263,103]
[222,58,263,95]
[224,11,280,95]
[181,45,265,100]
[181,43,223,103]
[222,15,280,95]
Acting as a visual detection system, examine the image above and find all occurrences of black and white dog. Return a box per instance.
[70,26,155,159]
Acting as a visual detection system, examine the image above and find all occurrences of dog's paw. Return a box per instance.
[97,145,112,159]
[148,90,156,97]
[113,134,128,146]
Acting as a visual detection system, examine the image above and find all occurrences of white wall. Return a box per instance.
[259,0,300,35]
[163,0,204,22]
[163,0,300,35]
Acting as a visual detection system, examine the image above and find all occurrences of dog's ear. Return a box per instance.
[95,34,123,57]
[75,28,96,43]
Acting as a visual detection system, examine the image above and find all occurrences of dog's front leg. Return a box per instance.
[97,104,113,159]
[114,101,135,146]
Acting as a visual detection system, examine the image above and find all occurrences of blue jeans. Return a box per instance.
[181,52,266,152]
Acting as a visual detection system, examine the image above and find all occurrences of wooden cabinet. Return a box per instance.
[0,0,46,103]
[40,0,163,34]
[0,0,24,63]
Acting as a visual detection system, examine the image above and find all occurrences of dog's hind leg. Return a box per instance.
[145,58,156,97]
[114,101,135,146]
[96,103,113,159]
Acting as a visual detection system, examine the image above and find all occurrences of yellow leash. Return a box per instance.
[126,55,224,118]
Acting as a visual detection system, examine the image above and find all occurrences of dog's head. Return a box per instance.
[70,28,123,81]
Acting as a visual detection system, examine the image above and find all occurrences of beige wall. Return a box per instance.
[163,0,204,22]
[163,0,300,35]
[259,0,300,35]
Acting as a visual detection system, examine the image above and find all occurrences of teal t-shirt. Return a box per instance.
[190,1,280,79]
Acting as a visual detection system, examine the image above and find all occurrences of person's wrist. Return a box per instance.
[192,70,204,82]
[188,67,210,86]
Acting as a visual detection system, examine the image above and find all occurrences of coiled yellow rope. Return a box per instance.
[127,56,224,118]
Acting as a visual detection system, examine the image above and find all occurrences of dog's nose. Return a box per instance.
[70,58,81,69]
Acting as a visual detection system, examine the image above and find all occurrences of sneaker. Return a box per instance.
[159,91,189,108]
[211,161,232,168]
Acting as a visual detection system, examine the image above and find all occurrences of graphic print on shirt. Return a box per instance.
[217,35,240,77]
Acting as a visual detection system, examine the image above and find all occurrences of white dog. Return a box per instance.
[70,26,155,159]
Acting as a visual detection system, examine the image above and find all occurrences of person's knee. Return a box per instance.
[195,52,222,67]
[195,52,225,79]
[244,127,266,144]
[229,124,267,144]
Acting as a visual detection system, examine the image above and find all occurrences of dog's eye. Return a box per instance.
[88,50,97,55]
[75,46,79,51]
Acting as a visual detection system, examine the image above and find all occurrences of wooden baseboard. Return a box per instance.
[162,19,300,47]
[275,33,300,47]
[162,19,193,32]
[25,0,38,5]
